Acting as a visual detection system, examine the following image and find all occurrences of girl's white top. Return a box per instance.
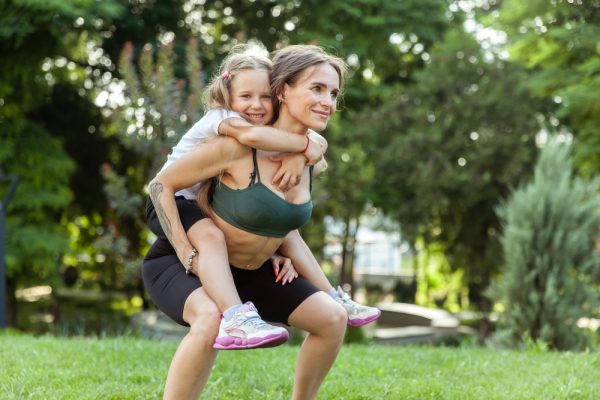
[159,108,241,200]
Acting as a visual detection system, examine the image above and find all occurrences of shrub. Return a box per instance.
[491,138,600,350]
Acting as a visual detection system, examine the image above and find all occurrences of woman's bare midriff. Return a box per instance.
[212,213,284,269]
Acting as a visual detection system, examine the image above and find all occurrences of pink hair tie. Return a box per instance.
[222,70,230,79]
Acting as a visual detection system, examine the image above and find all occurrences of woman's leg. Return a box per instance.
[287,292,347,400]
[163,287,220,400]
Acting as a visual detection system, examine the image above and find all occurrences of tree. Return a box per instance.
[357,27,544,320]
[0,0,123,325]
[491,138,600,350]
[491,0,600,176]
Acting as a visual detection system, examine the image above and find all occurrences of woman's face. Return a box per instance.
[281,63,340,132]
[229,69,274,125]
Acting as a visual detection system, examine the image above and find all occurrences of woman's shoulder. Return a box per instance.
[201,134,251,159]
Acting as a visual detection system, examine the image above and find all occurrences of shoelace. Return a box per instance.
[337,287,371,313]
[336,287,353,304]
[237,312,271,329]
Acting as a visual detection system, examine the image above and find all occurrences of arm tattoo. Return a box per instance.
[149,182,174,245]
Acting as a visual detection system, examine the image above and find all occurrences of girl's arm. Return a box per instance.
[148,136,247,266]
[307,129,328,159]
[219,118,326,165]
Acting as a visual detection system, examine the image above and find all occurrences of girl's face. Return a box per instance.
[229,69,274,125]
[281,63,340,132]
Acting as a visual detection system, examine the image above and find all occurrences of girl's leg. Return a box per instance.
[188,222,290,350]
[163,287,220,399]
[187,218,241,311]
[287,292,347,400]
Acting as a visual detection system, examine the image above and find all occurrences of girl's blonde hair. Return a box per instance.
[270,45,348,119]
[196,177,216,218]
[204,43,273,110]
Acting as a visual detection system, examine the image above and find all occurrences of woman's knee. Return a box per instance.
[313,301,346,339]
[327,302,348,331]
[183,290,221,343]
[292,294,347,336]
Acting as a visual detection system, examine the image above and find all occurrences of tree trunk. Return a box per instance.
[475,270,493,343]
[6,276,16,327]
[420,245,431,305]
[340,215,360,297]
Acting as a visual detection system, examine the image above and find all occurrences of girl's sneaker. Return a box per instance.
[333,286,381,327]
[214,302,288,350]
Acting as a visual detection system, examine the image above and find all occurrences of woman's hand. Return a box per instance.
[271,254,298,285]
[177,246,199,276]
[270,153,307,192]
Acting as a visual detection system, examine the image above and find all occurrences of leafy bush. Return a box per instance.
[491,139,600,350]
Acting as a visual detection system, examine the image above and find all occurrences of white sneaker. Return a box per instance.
[213,302,289,350]
[334,287,381,327]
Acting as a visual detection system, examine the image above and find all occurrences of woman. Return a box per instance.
[143,45,349,399]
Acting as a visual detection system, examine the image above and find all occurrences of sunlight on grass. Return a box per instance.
[1,333,598,399]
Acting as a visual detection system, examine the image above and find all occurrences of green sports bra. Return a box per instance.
[212,149,313,238]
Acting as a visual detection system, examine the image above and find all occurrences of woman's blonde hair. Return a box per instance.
[270,44,348,119]
[204,43,273,110]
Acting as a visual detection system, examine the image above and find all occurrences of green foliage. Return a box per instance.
[113,38,203,175]
[355,26,542,306]
[1,125,74,284]
[317,128,375,286]
[412,240,466,311]
[2,334,600,399]
[0,0,124,296]
[0,0,124,110]
[492,0,600,175]
[491,139,600,350]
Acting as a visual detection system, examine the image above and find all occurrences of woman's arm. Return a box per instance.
[312,157,328,176]
[276,230,333,292]
[148,136,247,265]
[219,118,326,165]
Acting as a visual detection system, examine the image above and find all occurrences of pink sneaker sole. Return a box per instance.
[347,310,381,327]
[213,331,289,350]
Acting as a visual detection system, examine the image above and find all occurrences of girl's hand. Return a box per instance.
[271,254,298,285]
[304,136,325,166]
[270,153,306,192]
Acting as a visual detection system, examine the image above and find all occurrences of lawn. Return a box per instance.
[1,332,598,399]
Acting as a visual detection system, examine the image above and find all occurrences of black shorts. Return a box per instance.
[142,238,320,327]
[146,196,206,239]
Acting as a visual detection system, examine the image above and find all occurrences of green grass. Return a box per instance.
[1,332,598,399]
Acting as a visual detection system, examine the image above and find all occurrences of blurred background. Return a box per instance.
[1,0,599,351]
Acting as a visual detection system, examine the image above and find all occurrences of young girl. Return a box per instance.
[146,45,379,350]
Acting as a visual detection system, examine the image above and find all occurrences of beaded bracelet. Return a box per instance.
[185,248,197,275]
